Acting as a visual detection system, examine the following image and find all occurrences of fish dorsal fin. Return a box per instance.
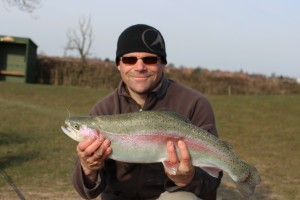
[161,111,192,123]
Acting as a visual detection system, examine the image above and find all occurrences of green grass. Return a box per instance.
[210,95,300,199]
[0,82,299,199]
[0,82,113,199]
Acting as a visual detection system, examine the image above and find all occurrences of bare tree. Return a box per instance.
[64,15,94,64]
[3,0,41,13]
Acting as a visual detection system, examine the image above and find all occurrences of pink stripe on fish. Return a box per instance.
[104,131,221,157]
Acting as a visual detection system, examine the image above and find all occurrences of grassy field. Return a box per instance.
[0,82,299,200]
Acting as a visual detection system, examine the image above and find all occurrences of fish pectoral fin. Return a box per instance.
[162,161,179,175]
[201,166,221,178]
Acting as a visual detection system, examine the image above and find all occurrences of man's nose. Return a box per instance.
[134,59,147,71]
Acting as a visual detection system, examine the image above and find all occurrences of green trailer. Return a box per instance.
[0,35,38,83]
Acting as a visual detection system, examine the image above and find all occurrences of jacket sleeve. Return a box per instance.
[72,158,106,199]
[164,167,222,199]
[72,95,116,199]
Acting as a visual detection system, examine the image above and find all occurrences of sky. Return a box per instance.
[1,0,300,78]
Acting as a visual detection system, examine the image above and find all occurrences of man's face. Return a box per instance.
[118,52,166,96]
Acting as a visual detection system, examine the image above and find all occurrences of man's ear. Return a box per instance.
[117,65,120,71]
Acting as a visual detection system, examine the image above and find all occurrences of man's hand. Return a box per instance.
[76,133,112,185]
[164,140,195,187]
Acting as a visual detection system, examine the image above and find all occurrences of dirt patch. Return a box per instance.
[0,187,84,200]
[217,174,286,200]
[0,174,286,200]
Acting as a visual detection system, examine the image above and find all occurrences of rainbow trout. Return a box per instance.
[61,111,260,198]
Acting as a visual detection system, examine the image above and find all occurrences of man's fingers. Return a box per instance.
[77,136,97,152]
[177,140,195,176]
[164,140,195,186]
[167,141,178,164]
[178,140,190,162]
[93,139,111,158]
[102,146,112,160]
[77,135,106,158]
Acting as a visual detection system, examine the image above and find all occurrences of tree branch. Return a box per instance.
[65,15,94,63]
[4,0,41,13]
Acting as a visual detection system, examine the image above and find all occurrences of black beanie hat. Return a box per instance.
[116,24,167,64]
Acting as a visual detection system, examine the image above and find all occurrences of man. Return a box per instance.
[72,24,222,200]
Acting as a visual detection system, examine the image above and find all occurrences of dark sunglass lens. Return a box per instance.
[122,57,138,64]
[143,57,158,64]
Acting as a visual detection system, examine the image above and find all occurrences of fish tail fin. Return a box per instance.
[235,163,261,198]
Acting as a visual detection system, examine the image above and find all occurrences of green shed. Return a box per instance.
[0,35,38,83]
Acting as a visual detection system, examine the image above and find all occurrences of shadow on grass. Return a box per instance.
[0,131,40,168]
[218,185,276,200]
[217,174,277,200]
[0,132,38,200]
[0,152,40,169]
[0,131,29,145]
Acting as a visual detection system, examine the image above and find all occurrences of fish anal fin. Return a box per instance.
[162,161,179,175]
[201,166,221,178]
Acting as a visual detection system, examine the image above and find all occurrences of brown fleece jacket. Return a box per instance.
[72,76,222,200]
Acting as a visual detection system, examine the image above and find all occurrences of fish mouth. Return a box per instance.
[61,120,72,135]
[61,121,81,141]
[61,125,71,135]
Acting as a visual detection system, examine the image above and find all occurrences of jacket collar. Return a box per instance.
[117,75,169,103]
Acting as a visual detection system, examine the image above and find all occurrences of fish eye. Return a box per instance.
[72,123,81,130]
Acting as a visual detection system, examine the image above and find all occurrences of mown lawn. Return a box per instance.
[0,82,299,200]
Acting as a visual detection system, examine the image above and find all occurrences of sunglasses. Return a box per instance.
[121,56,161,65]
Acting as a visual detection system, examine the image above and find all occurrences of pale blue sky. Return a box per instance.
[1,0,300,78]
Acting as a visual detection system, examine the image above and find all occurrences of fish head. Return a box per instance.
[61,116,99,142]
